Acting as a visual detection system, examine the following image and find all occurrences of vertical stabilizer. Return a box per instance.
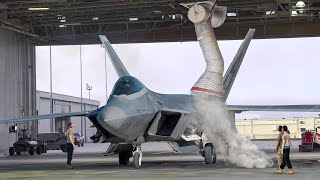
[99,35,130,77]
[223,29,255,101]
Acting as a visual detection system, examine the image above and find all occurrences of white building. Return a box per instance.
[36,91,100,142]
[0,90,100,156]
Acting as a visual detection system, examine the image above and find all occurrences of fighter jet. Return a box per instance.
[1,1,320,168]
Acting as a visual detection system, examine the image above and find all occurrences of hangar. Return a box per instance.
[0,90,99,156]
[0,0,319,156]
[1,0,320,45]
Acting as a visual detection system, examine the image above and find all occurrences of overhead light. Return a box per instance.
[59,25,66,28]
[291,10,298,16]
[227,12,237,17]
[93,17,99,20]
[28,7,50,11]
[64,22,81,26]
[266,11,276,15]
[129,18,138,21]
[153,10,162,13]
[60,19,66,22]
[296,1,306,8]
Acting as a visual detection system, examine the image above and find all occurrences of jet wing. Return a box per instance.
[0,111,90,124]
[226,105,320,112]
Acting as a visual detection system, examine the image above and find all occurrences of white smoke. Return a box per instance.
[193,93,274,168]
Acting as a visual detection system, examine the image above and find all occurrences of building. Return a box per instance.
[36,91,100,142]
[236,117,320,139]
[0,27,36,157]
[0,90,100,156]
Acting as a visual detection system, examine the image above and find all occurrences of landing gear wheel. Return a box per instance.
[204,143,216,164]
[133,152,142,169]
[132,145,142,169]
[9,147,15,156]
[29,147,35,155]
[119,151,131,165]
[16,151,21,155]
[36,146,41,155]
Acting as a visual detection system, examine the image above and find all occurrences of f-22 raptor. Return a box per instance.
[1,1,320,169]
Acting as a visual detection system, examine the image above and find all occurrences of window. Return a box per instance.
[300,128,306,132]
[300,121,306,124]
[111,76,144,96]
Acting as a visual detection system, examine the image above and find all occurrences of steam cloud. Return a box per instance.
[193,93,274,168]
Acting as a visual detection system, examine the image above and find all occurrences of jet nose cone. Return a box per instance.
[98,106,127,130]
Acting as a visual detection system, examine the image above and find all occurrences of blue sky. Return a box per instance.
[36,37,320,119]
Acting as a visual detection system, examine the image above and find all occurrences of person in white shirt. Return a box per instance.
[277,125,294,174]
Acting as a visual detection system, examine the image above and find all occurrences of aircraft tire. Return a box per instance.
[133,152,142,169]
[119,151,130,165]
[204,143,216,164]
[16,151,21,155]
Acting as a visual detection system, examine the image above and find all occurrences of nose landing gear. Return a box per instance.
[133,145,142,169]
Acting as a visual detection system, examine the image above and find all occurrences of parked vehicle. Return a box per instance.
[37,132,84,153]
[73,133,84,147]
[299,129,320,152]
[37,132,67,152]
[9,130,41,156]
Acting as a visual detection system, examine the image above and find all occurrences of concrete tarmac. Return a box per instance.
[0,142,319,180]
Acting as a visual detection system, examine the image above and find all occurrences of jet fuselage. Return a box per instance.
[88,76,197,143]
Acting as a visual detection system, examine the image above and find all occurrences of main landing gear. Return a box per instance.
[204,143,216,164]
[199,138,217,164]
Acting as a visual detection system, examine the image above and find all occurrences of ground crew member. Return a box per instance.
[67,123,75,169]
[277,125,294,174]
[275,125,283,170]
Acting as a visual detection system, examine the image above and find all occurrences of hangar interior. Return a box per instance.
[1,0,320,45]
[0,0,319,156]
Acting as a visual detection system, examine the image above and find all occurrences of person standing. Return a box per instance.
[277,125,294,174]
[275,126,283,170]
[66,123,75,169]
